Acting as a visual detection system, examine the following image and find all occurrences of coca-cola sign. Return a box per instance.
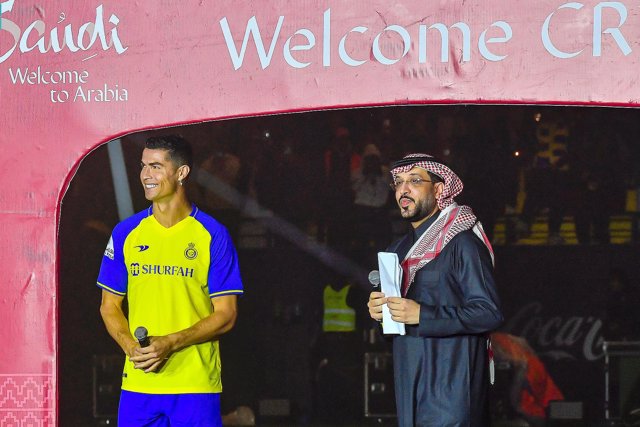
[505,301,604,361]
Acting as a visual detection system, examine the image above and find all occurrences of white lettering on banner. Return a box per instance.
[0,1,127,64]
[2,3,129,104]
[219,8,513,70]
[338,26,367,67]
[220,3,634,71]
[8,67,89,85]
[419,23,472,63]
[372,25,410,65]
[593,2,631,56]
[322,9,330,66]
[479,21,512,62]
[7,65,129,104]
[219,15,284,70]
[283,29,315,69]
[505,302,604,361]
[542,1,631,58]
[73,84,128,102]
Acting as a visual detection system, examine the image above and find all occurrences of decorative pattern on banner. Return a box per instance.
[0,375,53,426]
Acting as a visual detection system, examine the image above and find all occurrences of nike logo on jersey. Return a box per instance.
[135,245,150,252]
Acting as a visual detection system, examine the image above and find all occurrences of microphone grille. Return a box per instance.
[368,270,380,286]
[134,326,148,341]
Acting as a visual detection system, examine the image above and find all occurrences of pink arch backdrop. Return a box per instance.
[1,0,639,423]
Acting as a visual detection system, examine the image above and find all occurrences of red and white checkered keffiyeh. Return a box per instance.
[390,153,463,211]
[390,154,494,296]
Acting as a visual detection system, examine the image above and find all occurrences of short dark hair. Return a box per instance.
[145,135,193,169]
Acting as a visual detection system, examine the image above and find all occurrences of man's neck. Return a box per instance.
[411,208,440,229]
[152,194,192,228]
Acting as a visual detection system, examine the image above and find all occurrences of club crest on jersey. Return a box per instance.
[184,242,198,260]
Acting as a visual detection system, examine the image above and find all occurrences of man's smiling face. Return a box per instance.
[139,148,181,203]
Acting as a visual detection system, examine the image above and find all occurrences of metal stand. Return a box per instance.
[603,341,640,423]
[364,352,396,420]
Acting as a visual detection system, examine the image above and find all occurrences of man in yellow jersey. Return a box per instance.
[97,135,244,427]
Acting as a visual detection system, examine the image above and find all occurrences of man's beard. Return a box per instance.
[399,191,438,223]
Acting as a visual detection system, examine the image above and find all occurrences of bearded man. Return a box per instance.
[367,153,503,427]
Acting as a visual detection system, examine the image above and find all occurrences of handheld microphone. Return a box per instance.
[368,270,380,291]
[134,326,150,348]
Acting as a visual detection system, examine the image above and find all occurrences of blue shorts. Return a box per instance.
[118,390,222,427]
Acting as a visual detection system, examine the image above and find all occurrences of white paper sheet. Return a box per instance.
[377,252,406,335]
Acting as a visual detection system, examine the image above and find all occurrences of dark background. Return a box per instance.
[59,105,640,426]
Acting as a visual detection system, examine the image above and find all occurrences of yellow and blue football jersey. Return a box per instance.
[97,205,243,394]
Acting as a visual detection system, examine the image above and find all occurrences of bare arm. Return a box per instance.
[168,294,238,350]
[99,290,138,358]
[130,294,238,372]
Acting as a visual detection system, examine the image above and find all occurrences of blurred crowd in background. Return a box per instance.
[171,105,640,250]
[59,105,640,426]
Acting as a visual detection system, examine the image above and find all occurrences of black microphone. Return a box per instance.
[134,326,150,347]
[368,270,380,291]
